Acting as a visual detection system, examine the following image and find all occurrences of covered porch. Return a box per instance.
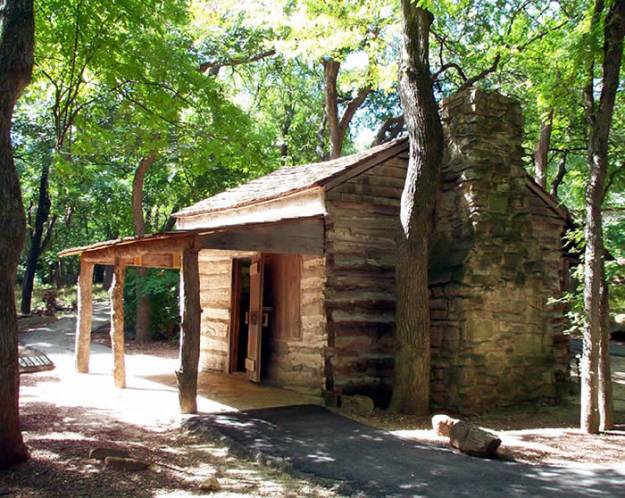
[58,216,324,414]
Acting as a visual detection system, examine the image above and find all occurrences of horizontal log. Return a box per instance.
[197,217,324,255]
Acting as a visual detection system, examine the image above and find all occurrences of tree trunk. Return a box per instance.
[102,265,113,290]
[551,153,567,198]
[534,110,553,189]
[580,0,625,434]
[21,158,51,314]
[322,59,371,159]
[132,152,156,342]
[0,0,34,469]
[323,59,342,159]
[598,267,613,431]
[390,2,443,415]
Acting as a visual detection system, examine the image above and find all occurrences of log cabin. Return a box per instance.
[60,88,572,414]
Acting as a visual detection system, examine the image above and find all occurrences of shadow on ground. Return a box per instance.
[185,404,625,498]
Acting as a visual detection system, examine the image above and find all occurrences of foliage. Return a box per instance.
[10,0,625,336]
[124,268,180,340]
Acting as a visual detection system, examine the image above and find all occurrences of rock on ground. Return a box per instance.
[340,395,375,416]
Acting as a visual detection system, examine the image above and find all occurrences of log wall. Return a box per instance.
[325,89,570,412]
[198,249,234,372]
[324,157,403,403]
[263,254,327,394]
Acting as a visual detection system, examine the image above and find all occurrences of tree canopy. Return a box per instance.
[6,0,625,434]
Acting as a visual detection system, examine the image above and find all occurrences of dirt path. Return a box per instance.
[2,305,336,497]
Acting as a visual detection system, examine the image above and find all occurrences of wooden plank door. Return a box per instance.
[228,259,243,374]
[245,254,264,382]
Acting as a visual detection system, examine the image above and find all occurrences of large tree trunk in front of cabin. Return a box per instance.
[0,0,34,469]
[132,152,156,342]
[390,2,443,415]
[580,0,624,434]
[21,157,51,314]
[534,110,553,189]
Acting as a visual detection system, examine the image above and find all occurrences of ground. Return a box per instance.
[345,351,625,467]
[3,301,625,497]
[4,305,334,498]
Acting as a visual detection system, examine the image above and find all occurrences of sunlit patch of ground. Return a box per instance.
[2,323,335,497]
[346,354,625,467]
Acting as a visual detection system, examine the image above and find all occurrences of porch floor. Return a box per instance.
[145,370,323,413]
[19,302,322,430]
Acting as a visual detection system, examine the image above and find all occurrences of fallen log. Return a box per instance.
[432,414,459,437]
[432,415,501,458]
[449,421,501,458]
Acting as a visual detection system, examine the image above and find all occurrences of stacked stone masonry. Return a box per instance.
[325,89,569,412]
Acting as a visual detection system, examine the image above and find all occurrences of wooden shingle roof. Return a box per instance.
[174,138,409,218]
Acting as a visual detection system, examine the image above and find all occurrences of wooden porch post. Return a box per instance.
[110,257,126,388]
[176,247,201,414]
[75,258,94,373]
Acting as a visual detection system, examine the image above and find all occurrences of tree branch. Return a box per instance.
[338,86,371,137]
[432,62,467,82]
[551,152,568,198]
[456,54,501,92]
[199,49,276,75]
[373,115,405,145]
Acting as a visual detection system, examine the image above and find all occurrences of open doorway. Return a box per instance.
[229,253,301,383]
[229,258,251,373]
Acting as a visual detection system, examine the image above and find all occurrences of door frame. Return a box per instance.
[227,258,244,374]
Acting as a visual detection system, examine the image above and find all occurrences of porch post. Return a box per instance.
[110,257,126,388]
[176,247,201,413]
[75,258,94,373]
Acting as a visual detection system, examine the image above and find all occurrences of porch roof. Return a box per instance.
[58,216,325,266]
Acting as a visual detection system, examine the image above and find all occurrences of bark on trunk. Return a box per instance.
[390,2,443,415]
[551,153,567,198]
[20,158,51,314]
[176,248,201,414]
[322,59,371,159]
[598,267,614,431]
[0,0,34,469]
[581,0,625,434]
[534,110,553,189]
[132,152,156,342]
[323,59,342,159]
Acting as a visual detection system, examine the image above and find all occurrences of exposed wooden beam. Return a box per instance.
[110,258,126,389]
[75,259,94,373]
[79,236,193,264]
[197,217,325,255]
[176,248,201,413]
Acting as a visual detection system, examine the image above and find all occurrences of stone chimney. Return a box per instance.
[428,88,568,413]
